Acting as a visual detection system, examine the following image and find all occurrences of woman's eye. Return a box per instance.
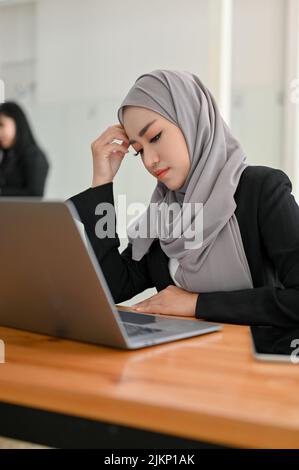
[134,131,162,157]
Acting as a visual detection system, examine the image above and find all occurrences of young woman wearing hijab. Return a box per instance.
[68,70,299,328]
[0,101,49,196]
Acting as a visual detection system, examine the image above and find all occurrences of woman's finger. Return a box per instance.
[95,126,129,146]
[131,302,147,309]
[135,304,160,313]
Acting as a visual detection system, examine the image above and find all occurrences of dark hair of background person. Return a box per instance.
[0,101,49,196]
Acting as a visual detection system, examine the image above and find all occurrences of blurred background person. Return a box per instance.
[0,102,49,196]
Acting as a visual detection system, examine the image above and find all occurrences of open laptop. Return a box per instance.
[0,198,222,349]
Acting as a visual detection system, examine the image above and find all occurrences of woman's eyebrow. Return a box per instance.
[129,119,157,145]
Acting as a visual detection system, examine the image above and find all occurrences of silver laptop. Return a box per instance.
[0,198,222,349]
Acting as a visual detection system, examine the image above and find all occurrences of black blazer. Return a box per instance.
[67,165,299,328]
[0,145,49,196]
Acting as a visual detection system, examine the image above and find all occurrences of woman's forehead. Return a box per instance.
[0,114,13,123]
[123,108,171,133]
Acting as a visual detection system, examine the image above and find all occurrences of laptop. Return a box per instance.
[0,198,222,349]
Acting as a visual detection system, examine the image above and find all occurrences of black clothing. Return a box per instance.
[67,165,299,328]
[0,145,49,196]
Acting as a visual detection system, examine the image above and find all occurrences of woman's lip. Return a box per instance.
[156,168,170,178]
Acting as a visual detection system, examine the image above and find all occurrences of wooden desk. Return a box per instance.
[0,314,299,449]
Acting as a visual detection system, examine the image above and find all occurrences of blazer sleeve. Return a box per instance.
[66,182,154,303]
[196,169,299,327]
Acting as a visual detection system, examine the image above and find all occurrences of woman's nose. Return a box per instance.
[143,149,159,170]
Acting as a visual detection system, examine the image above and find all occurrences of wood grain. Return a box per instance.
[0,313,299,448]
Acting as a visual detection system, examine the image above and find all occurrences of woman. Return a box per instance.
[68,69,299,327]
[0,101,49,196]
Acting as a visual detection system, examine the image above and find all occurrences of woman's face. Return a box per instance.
[122,106,190,191]
[0,113,16,149]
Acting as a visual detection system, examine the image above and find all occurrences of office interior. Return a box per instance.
[0,0,299,450]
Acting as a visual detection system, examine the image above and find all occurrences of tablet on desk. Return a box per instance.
[250,325,299,364]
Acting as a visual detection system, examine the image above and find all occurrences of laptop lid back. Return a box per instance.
[0,199,129,348]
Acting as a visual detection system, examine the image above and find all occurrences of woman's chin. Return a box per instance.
[0,142,12,149]
[165,179,183,191]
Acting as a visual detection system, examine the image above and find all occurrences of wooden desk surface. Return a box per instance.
[0,315,299,449]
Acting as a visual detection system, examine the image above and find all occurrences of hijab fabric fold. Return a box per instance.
[117,70,253,293]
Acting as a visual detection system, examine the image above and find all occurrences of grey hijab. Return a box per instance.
[117,69,253,293]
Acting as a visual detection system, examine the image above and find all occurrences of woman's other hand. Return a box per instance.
[131,285,199,317]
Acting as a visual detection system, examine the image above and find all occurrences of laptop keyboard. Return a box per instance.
[118,309,157,325]
[123,322,162,337]
[117,310,163,337]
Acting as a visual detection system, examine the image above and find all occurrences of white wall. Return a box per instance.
[0,1,36,103]
[0,1,35,63]
[230,0,285,171]
[284,0,299,202]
